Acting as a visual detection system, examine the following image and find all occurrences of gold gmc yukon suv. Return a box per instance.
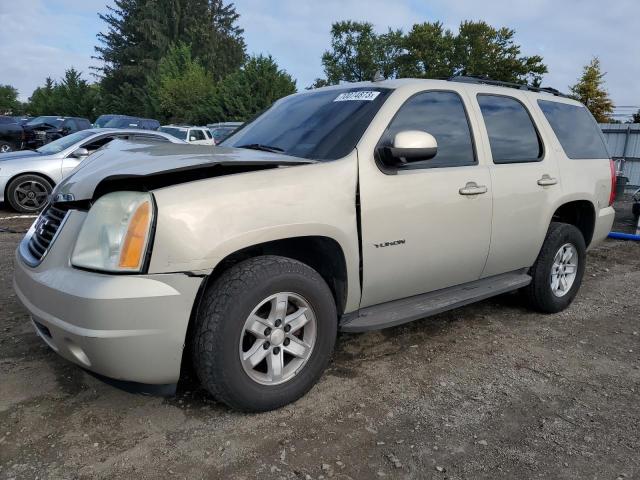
[14,77,616,411]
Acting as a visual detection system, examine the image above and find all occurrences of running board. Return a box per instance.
[340,270,531,332]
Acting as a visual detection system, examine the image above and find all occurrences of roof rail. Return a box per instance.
[448,75,571,98]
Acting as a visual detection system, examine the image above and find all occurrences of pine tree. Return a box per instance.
[570,57,614,123]
[94,0,246,115]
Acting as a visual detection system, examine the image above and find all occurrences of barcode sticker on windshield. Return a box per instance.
[334,91,380,102]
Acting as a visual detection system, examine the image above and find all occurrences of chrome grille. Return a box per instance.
[25,205,69,264]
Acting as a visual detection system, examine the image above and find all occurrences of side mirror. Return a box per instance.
[189,136,197,141]
[379,130,438,167]
[70,147,89,159]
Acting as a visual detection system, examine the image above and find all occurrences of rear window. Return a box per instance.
[537,100,609,159]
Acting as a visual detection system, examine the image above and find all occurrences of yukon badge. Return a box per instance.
[374,239,406,249]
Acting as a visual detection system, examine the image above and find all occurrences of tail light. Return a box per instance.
[609,159,616,206]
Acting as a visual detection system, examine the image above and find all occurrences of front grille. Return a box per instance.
[26,205,69,263]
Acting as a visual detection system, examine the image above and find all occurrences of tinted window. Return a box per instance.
[211,126,236,143]
[190,129,205,141]
[223,88,391,160]
[35,130,96,154]
[104,117,139,128]
[379,91,475,169]
[64,119,79,131]
[537,100,609,159]
[26,116,64,128]
[94,115,116,128]
[478,95,542,163]
[159,127,188,140]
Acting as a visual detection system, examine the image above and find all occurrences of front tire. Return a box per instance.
[522,222,586,313]
[192,255,338,412]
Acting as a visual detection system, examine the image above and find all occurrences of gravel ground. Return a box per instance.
[0,199,639,480]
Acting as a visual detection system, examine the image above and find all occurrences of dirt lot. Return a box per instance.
[1,200,639,480]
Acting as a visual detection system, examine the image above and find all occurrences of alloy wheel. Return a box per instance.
[13,180,50,211]
[550,243,578,297]
[239,292,317,386]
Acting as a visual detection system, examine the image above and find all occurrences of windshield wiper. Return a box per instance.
[237,143,284,153]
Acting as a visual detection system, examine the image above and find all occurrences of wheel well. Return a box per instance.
[4,171,56,202]
[179,236,349,380]
[206,236,348,316]
[552,200,596,246]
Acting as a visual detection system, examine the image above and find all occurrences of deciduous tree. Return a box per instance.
[317,20,547,86]
[147,42,216,124]
[0,85,20,114]
[212,55,296,121]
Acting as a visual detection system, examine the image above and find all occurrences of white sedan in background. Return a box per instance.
[159,125,215,145]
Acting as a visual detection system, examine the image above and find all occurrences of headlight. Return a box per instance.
[71,191,154,272]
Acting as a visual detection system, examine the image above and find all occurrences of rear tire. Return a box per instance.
[6,174,53,213]
[522,222,586,313]
[192,255,337,412]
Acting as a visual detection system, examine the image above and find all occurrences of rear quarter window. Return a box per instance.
[537,100,609,159]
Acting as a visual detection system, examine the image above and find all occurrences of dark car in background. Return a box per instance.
[22,116,91,149]
[207,121,243,144]
[0,116,25,152]
[94,114,160,130]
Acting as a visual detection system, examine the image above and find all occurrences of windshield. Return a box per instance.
[36,130,96,154]
[26,116,64,128]
[94,115,117,128]
[159,126,188,140]
[211,127,237,143]
[222,87,391,160]
[104,117,139,128]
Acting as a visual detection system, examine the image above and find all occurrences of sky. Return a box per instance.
[1,0,638,119]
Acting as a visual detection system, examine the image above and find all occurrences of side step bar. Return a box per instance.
[340,270,531,332]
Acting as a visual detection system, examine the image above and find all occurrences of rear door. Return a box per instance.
[473,93,561,277]
[358,89,493,307]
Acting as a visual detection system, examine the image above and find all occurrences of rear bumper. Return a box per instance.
[590,206,615,249]
[13,211,204,384]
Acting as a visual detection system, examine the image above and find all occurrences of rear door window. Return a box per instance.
[537,100,609,159]
[477,95,543,163]
[190,129,205,141]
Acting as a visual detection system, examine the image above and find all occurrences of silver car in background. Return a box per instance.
[0,128,185,213]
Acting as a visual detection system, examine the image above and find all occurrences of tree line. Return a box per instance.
[0,1,626,124]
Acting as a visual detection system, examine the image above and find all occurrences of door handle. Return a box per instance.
[459,182,488,196]
[537,174,558,186]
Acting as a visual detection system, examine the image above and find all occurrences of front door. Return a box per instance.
[358,90,493,307]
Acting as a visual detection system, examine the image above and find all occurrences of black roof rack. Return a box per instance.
[448,75,571,98]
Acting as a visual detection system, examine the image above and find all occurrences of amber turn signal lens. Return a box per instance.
[119,201,151,269]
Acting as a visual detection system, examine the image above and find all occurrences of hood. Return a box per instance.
[0,150,43,163]
[55,138,314,201]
